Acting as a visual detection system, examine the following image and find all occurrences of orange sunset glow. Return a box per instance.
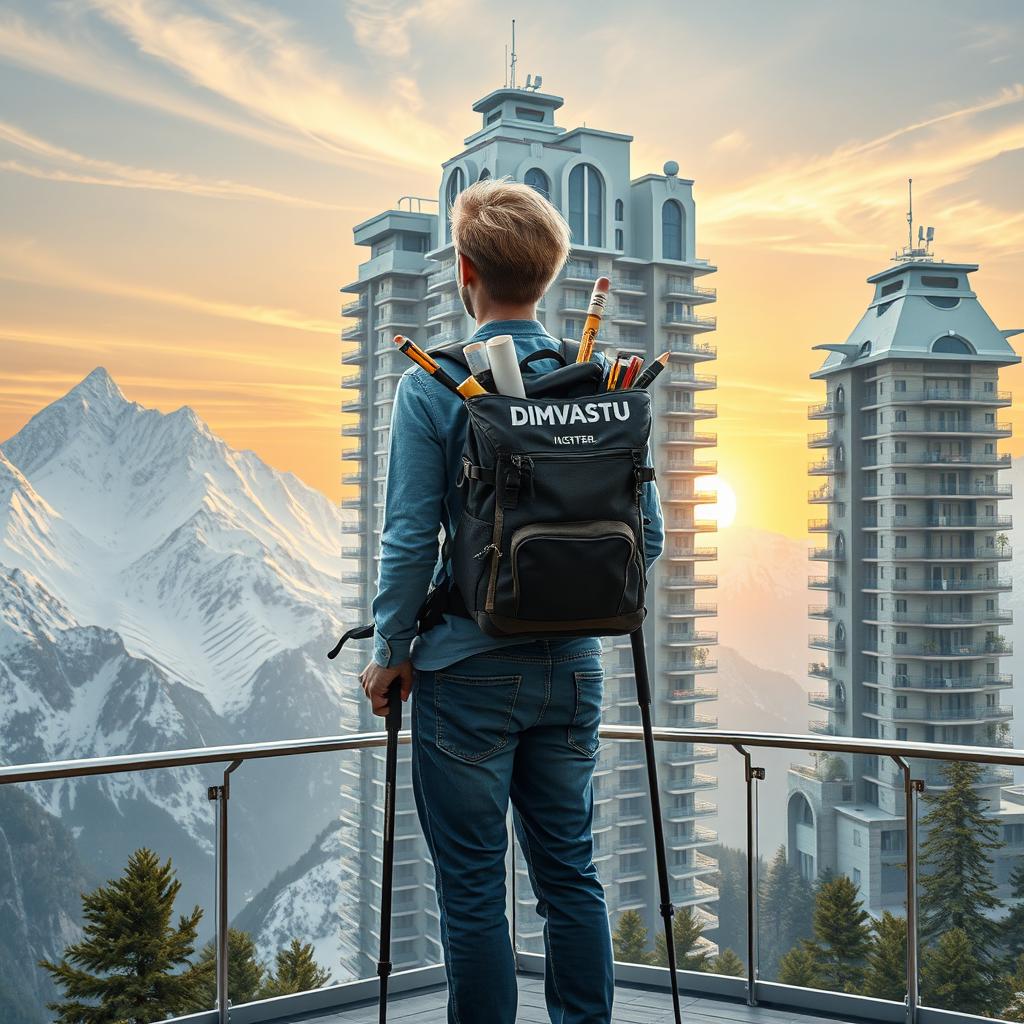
[2,3,1023,539]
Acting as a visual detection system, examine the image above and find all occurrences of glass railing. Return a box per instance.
[6,727,1024,1023]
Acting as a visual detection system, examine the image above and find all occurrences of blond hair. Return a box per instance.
[450,176,571,304]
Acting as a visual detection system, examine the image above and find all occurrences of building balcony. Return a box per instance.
[609,306,647,325]
[808,458,845,476]
[808,719,842,736]
[666,686,718,705]
[425,298,464,321]
[885,673,1013,691]
[807,575,839,590]
[808,691,846,713]
[661,312,717,332]
[807,431,835,449]
[864,639,1012,658]
[342,322,365,340]
[341,296,366,316]
[809,633,845,652]
[664,657,718,676]
[809,546,845,562]
[862,514,1013,530]
[341,343,367,365]
[663,631,718,648]
[885,704,1013,723]
[868,421,1012,439]
[861,387,1012,408]
[665,460,717,476]
[425,260,456,291]
[884,576,1012,593]
[808,604,833,619]
[662,602,717,618]
[869,452,1011,469]
[808,663,833,680]
[662,372,717,391]
[341,372,365,392]
[612,277,647,294]
[808,398,845,418]
[863,545,1012,562]
[664,337,717,360]
[662,282,717,302]
[808,485,835,503]
[561,261,602,282]
[374,282,421,303]
[663,490,716,505]
[660,432,717,448]
[662,574,717,590]
[665,800,717,822]
[341,471,365,487]
[862,482,1012,499]
[885,610,1014,627]
[664,546,717,562]
[807,518,833,532]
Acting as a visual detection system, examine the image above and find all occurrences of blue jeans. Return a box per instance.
[410,636,615,1024]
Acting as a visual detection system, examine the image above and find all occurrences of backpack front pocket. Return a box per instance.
[509,520,640,621]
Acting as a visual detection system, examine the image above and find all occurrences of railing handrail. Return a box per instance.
[5,725,1024,787]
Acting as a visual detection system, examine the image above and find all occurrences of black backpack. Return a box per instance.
[417,336,656,640]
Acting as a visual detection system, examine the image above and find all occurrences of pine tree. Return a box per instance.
[709,947,745,977]
[260,939,331,998]
[758,846,814,979]
[1001,953,1024,1022]
[862,912,907,1002]
[1003,861,1024,962]
[778,941,820,988]
[188,929,267,1010]
[612,910,651,965]
[652,905,710,970]
[920,927,994,1015]
[810,873,872,993]
[38,848,202,1024]
[919,760,1002,961]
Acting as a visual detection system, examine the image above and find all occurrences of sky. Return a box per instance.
[1,0,1023,537]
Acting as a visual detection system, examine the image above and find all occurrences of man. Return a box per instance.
[360,177,665,1024]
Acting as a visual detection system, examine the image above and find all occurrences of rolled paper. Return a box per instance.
[485,334,526,398]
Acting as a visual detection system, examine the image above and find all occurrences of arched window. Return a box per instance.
[444,167,465,242]
[477,168,491,182]
[662,199,684,260]
[858,341,872,358]
[568,163,604,246]
[614,198,624,221]
[932,334,974,353]
[524,167,550,200]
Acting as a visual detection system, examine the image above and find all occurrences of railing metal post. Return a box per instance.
[208,759,242,1024]
[732,744,763,1008]
[892,755,921,1024]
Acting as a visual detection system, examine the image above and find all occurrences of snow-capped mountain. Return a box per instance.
[0,370,357,1001]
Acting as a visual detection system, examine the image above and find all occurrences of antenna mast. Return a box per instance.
[510,19,517,89]
[504,45,508,88]
[907,177,913,253]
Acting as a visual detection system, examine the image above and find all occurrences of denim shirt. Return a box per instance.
[370,319,665,670]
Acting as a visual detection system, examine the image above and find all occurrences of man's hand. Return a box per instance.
[360,658,414,717]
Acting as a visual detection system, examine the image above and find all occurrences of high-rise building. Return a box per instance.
[336,81,720,973]
[789,224,1022,915]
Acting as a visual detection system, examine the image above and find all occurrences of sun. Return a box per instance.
[695,474,737,530]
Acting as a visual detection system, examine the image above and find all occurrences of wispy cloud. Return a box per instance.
[703,84,1024,255]
[344,0,460,60]
[0,239,338,335]
[0,121,369,209]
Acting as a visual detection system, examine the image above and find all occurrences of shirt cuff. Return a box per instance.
[373,631,412,668]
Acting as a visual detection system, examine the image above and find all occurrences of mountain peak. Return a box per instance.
[68,367,127,408]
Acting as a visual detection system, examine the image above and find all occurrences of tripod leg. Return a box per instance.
[630,626,682,1024]
[378,683,402,1023]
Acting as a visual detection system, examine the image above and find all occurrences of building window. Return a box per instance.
[563,318,582,338]
[853,868,862,886]
[524,167,550,200]
[932,335,974,354]
[853,830,862,847]
[445,166,466,241]
[895,379,907,391]
[662,199,684,260]
[615,228,624,250]
[568,163,604,246]
[922,275,959,289]
[477,168,491,181]
[615,198,624,221]
[896,631,907,644]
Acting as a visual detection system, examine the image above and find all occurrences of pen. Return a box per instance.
[576,277,611,363]
[633,351,670,390]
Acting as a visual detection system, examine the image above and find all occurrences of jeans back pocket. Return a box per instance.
[568,668,604,758]
[434,671,522,763]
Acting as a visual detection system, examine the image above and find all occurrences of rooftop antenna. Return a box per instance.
[504,45,508,88]
[510,19,517,89]
[907,177,914,253]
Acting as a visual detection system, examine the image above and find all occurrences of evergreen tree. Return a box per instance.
[38,848,202,1024]
[652,906,710,970]
[862,912,907,1002]
[1003,861,1024,962]
[810,873,872,993]
[758,846,814,979]
[706,845,753,968]
[1001,953,1024,1023]
[260,939,331,998]
[920,927,994,1016]
[189,929,266,1010]
[919,760,1002,961]
[778,941,820,988]
[709,947,745,977]
[612,910,651,965]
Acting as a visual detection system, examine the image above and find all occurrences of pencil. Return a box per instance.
[633,351,670,390]
[576,276,611,363]
[620,355,644,389]
[394,336,485,399]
